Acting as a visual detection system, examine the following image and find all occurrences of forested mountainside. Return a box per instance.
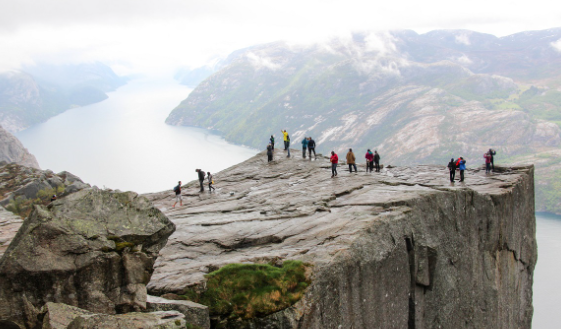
[166,28,561,214]
[0,62,126,132]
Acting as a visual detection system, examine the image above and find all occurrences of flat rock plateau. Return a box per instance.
[144,150,537,328]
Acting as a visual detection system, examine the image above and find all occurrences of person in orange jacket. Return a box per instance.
[330,151,339,178]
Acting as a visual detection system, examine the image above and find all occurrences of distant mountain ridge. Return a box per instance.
[0,62,126,132]
[166,27,561,214]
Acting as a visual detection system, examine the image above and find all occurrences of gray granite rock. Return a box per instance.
[40,302,186,329]
[0,124,39,169]
[144,151,536,328]
[146,295,210,329]
[0,189,176,328]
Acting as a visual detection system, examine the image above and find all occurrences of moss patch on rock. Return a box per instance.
[182,260,311,321]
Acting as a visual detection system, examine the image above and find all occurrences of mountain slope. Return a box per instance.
[0,62,126,132]
[0,124,39,169]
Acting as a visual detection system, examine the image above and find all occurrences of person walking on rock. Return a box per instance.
[267,143,273,162]
[458,157,466,182]
[286,134,291,158]
[447,158,456,183]
[307,137,316,159]
[330,151,339,178]
[484,152,491,174]
[196,169,205,192]
[173,181,182,208]
[301,137,309,158]
[365,149,374,172]
[374,150,381,172]
[346,148,357,173]
[282,130,289,150]
[207,172,215,192]
[489,148,496,171]
[270,135,275,151]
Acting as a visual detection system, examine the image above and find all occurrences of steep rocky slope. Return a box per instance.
[0,63,126,132]
[0,124,39,168]
[166,28,561,214]
[144,151,536,328]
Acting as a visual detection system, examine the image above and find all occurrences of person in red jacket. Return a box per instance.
[330,151,338,178]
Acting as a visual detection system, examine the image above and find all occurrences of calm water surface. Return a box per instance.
[533,213,561,329]
[14,78,559,327]
[16,78,258,193]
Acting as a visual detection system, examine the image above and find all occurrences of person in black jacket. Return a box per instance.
[447,158,456,182]
[373,151,381,172]
[267,143,273,162]
[307,137,316,159]
[196,169,205,192]
[489,148,496,171]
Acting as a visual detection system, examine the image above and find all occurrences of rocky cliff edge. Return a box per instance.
[145,150,537,328]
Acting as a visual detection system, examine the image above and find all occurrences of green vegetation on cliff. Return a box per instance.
[182,261,311,322]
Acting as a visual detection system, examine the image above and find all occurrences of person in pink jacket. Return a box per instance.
[365,149,374,172]
[330,151,339,178]
[484,152,491,174]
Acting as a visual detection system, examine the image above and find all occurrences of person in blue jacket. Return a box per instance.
[458,157,467,182]
[301,137,309,158]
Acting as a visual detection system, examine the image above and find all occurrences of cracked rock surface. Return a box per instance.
[145,150,537,328]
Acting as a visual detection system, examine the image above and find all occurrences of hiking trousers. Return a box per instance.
[368,161,374,172]
[267,154,273,162]
[449,170,455,182]
[331,163,338,176]
[374,161,380,172]
[308,148,316,158]
[302,147,307,158]
[284,141,288,150]
[459,170,465,182]
[348,163,357,172]
[199,179,204,191]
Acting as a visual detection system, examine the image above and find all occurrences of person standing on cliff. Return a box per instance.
[173,181,182,208]
[458,157,466,182]
[447,158,456,183]
[307,137,316,159]
[301,137,309,158]
[484,152,491,174]
[374,150,381,172]
[346,148,357,173]
[270,135,275,151]
[281,130,289,150]
[196,169,205,192]
[365,149,374,172]
[267,143,273,162]
[489,148,496,171]
[330,151,339,178]
[286,134,291,158]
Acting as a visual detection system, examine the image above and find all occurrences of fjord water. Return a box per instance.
[13,78,558,327]
[16,78,258,194]
[533,213,561,329]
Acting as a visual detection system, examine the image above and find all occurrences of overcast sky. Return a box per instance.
[1,0,560,76]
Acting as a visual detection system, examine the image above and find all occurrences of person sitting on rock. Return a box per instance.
[330,151,339,178]
[173,181,182,207]
[346,148,357,173]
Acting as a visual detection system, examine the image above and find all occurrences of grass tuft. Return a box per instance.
[182,260,311,321]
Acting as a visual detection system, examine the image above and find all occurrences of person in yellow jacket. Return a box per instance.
[281,130,289,150]
[346,148,357,173]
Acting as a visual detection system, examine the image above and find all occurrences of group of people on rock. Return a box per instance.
[446,149,496,183]
[267,130,318,162]
[172,170,216,207]
[330,149,381,178]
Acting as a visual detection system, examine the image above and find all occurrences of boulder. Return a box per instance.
[0,188,176,328]
[146,295,210,329]
[40,302,186,329]
[0,207,22,258]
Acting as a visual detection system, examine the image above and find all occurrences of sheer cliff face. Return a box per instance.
[165,28,561,215]
[0,124,39,169]
[145,151,536,328]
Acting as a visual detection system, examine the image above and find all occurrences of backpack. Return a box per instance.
[173,185,179,193]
